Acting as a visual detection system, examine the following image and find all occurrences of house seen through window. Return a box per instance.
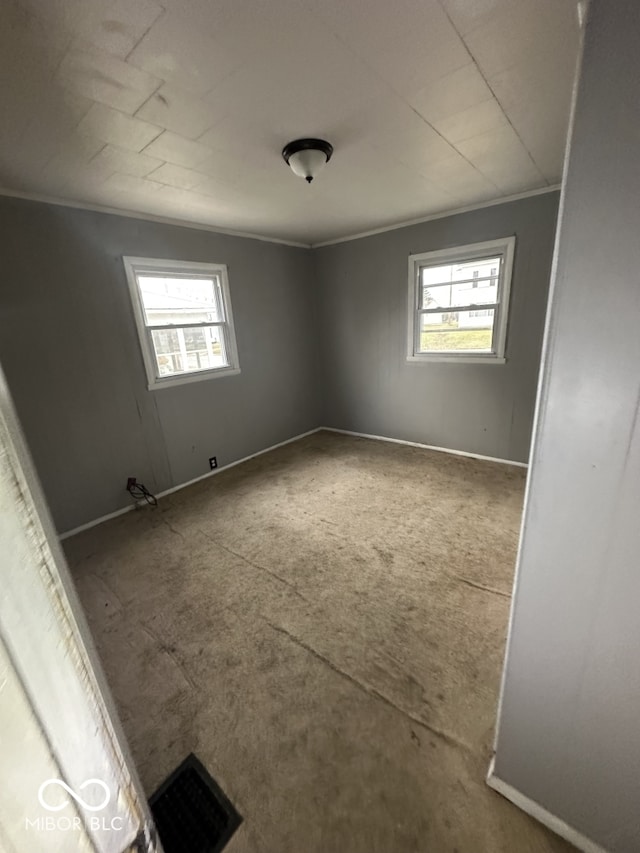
[407,237,515,363]
[123,257,240,389]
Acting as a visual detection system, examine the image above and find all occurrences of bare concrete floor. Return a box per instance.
[65,431,572,853]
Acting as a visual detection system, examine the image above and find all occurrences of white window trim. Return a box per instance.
[406,236,516,365]
[123,256,241,390]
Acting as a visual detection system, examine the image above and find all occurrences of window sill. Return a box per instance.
[148,366,241,390]
[406,355,506,365]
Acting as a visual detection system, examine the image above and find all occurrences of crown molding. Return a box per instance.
[0,187,311,249]
[311,185,562,248]
[0,183,562,251]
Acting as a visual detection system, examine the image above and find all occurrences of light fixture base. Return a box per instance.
[282,138,333,183]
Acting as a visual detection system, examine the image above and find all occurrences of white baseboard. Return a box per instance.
[58,503,136,540]
[60,425,525,540]
[154,427,321,499]
[321,427,528,468]
[59,427,322,540]
[486,759,608,853]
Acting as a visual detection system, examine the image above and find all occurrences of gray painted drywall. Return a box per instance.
[0,197,319,533]
[0,189,559,532]
[314,191,559,462]
[492,2,640,851]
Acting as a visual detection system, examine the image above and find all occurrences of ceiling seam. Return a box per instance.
[132,79,166,121]
[35,32,91,174]
[302,8,503,197]
[404,101,502,194]
[436,0,549,185]
[124,3,167,64]
[40,96,166,182]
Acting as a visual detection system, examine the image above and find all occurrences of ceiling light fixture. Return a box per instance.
[282,138,333,183]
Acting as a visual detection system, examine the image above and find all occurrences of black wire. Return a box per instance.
[127,481,158,507]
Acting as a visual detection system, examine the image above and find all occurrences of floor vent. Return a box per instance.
[149,753,242,853]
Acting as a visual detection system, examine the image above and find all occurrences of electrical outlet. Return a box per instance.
[127,477,137,490]
[209,456,218,470]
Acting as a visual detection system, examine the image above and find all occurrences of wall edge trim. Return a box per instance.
[0,184,560,251]
[311,185,561,248]
[0,188,311,249]
[321,427,528,467]
[486,761,609,853]
[59,424,526,540]
[58,503,135,541]
[59,427,323,540]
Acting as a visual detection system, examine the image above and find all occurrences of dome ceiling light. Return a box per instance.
[282,138,333,183]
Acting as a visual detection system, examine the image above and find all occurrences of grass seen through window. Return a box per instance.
[420,322,493,352]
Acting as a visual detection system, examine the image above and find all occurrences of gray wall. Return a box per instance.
[0,189,559,533]
[314,191,559,463]
[0,197,319,533]
[492,2,640,851]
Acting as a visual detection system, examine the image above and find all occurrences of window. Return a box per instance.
[407,237,515,364]
[123,257,240,389]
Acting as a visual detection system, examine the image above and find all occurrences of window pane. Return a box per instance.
[451,256,501,283]
[418,310,495,353]
[183,326,227,370]
[138,275,223,326]
[151,325,228,377]
[421,255,501,290]
[152,328,183,375]
[421,279,498,310]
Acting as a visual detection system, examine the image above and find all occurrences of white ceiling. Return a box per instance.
[1,0,580,245]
